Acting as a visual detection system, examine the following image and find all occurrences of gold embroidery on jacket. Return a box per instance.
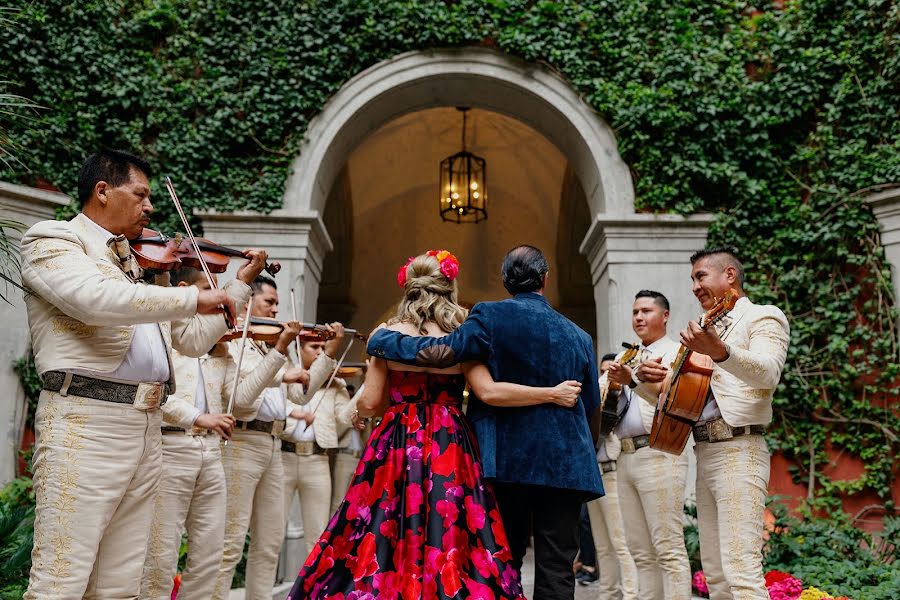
[51,317,96,338]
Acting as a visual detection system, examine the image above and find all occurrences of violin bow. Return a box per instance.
[224,299,253,446]
[164,176,234,329]
[290,285,302,362]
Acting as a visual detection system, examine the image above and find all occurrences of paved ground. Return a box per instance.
[230,550,704,599]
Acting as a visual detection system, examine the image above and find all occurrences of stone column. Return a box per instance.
[197,209,333,322]
[866,187,900,338]
[0,182,70,484]
[580,212,714,502]
[580,213,715,355]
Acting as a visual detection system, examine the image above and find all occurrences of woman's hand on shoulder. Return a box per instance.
[549,380,582,407]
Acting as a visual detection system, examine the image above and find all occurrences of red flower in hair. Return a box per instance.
[397,250,460,287]
[396,256,415,288]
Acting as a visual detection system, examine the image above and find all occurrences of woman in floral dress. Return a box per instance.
[287,251,582,600]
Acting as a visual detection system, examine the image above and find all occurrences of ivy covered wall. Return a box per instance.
[1,0,897,509]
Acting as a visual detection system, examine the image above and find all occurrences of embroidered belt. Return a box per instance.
[600,460,617,473]
[693,419,766,443]
[281,440,328,455]
[619,434,650,454]
[42,370,169,409]
[235,419,285,437]
[161,425,210,436]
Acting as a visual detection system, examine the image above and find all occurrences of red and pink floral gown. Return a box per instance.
[286,370,526,600]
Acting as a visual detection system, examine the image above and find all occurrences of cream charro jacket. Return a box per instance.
[282,378,353,449]
[227,340,334,422]
[162,344,288,429]
[20,213,250,389]
[706,296,790,427]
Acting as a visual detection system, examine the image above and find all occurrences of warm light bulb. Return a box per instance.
[452,192,459,200]
[473,192,479,199]
[459,208,464,214]
[470,182,478,190]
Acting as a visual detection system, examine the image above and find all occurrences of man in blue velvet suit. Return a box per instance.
[367,245,603,600]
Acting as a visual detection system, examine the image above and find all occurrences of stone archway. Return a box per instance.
[201,47,712,354]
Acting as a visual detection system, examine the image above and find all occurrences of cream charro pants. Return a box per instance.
[282,451,332,558]
[695,434,770,600]
[25,391,161,600]
[141,432,225,600]
[586,467,640,600]
[212,429,283,600]
[617,445,691,600]
[330,451,360,513]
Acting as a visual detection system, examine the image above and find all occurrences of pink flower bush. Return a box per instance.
[692,570,709,596]
[767,572,803,600]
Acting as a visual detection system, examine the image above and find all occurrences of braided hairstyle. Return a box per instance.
[390,253,467,334]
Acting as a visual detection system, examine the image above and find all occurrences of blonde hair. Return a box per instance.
[390,253,467,334]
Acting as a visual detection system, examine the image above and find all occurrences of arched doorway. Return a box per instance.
[200,46,711,367]
[315,107,597,363]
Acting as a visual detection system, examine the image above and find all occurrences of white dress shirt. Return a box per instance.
[614,336,673,439]
[286,387,320,443]
[194,358,208,414]
[70,217,170,383]
[256,388,286,422]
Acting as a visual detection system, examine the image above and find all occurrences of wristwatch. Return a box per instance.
[629,369,641,388]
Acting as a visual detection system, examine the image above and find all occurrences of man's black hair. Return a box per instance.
[689,245,745,286]
[77,149,152,208]
[501,245,549,295]
[251,275,277,293]
[635,289,670,312]
[601,353,618,363]
[170,267,205,287]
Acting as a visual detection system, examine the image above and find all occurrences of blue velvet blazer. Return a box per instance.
[367,293,604,499]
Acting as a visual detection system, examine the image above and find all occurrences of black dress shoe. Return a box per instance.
[576,568,599,585]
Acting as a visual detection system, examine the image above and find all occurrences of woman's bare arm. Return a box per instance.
[462,362,582,407]
[357,357,390,418]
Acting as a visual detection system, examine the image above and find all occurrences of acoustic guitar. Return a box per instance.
[596,343,641,438]
[649,291,738,455]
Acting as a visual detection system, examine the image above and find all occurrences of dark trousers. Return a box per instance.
[493,482,584,600]
[578,503,596,568]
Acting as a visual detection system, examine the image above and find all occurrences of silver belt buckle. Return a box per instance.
[295,441,314,455]
[134,383,163,411]
[620,437,636,454]
[707,419,733,442]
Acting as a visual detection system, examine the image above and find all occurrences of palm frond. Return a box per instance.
[0,221,25,305]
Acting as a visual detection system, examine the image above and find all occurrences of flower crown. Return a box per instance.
[397,250,460,288]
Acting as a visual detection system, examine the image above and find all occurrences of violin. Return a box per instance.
[337,366,363,378]
[218,317,337,345]
[130,229,281,276]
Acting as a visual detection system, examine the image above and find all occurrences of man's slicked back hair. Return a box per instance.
[634,289,670,312]
[251,275,277,293]
[501,245,549,295]
[77,149,152,208]
[690,245,745,286]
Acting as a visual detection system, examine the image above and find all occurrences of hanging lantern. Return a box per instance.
[439,107,487,223]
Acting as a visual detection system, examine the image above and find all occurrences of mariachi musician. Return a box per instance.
[675,247,789,599]
[585,352,640,598]
[280,331,354,558]
[606,289,692,600]
[20,150,255,599]
[140,265,302,600]
[212,274,344,600]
